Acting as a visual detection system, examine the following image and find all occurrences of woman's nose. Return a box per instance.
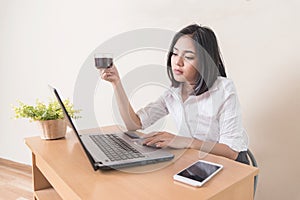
[175,56,184,67]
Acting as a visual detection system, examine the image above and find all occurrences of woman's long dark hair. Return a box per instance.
[167,24,226,96]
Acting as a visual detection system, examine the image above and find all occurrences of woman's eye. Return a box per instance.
[172,52,178,56]
[185,56,194,60]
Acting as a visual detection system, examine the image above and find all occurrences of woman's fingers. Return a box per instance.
[142,132,172,147]
[142,132,192,149]
[101,72,111,80]
[143,136,164,146]
[99,65,119,82]
[155,141,169,148]
[142,131,163,139]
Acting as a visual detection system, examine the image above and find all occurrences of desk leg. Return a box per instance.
[31,153,51,199]
[211,175,254,200]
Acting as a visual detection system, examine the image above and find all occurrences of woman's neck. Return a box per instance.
[181,83,195,102]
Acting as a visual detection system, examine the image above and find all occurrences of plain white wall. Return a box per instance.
[1,0,299,199]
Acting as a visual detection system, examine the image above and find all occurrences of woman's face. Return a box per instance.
[171,35,199,85]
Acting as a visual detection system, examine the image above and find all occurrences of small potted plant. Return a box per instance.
[13,98,81,140]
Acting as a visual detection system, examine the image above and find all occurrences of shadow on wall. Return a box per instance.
[247,71,300,200]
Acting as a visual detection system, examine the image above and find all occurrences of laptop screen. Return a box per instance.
[49,85,98,170]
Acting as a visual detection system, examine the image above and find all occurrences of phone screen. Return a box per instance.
[177,161,221,182]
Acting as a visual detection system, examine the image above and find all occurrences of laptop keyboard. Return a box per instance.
[90,134,145,162]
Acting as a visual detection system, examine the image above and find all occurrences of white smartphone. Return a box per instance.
[173,160,223,187]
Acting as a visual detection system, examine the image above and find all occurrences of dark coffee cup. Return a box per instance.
[94,53,113,69]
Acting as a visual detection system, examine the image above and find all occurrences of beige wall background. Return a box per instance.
[0,0,299,199]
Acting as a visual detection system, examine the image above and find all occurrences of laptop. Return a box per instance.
[49,86,174,170]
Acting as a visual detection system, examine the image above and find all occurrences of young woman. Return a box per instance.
[99,24,249,164]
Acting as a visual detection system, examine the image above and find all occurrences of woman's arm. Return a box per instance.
[143,132,238,160]
[100,65,142,131]
[112,82,142,130]
[190,139,239,160]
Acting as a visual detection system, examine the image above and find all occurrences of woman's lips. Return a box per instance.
[173,69,183,75]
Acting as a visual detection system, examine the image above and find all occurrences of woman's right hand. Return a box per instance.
[99,65,120,86]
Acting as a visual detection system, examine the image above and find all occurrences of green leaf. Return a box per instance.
[12,98,81,121]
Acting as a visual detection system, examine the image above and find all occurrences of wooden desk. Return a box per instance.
[25,126,258,200]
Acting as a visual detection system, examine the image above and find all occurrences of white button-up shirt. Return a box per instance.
[136,76,248,152]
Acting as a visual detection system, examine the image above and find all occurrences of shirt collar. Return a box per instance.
[170,77,220,98]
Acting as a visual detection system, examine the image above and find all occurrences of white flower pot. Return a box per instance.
[37,119,67,140]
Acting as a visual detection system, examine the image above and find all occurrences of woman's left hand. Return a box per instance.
[142,131,193,149]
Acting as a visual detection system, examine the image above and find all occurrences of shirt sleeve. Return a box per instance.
[218,82,249,152]
[136,93,169,130]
